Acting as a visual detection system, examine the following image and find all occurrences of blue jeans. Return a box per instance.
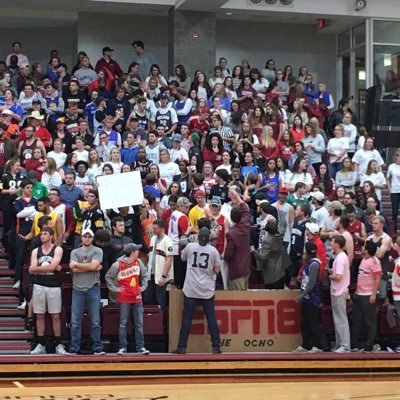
[119,302,145,351]
[70,284,103,353]
[177,294,220,350]
[144,275,167,309]
[328,162,342,180]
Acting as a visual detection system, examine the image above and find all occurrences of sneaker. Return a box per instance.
[67,349,78,355]
[292,346,308,353]
[308,347,323,353]
[373,344,381,352]
[212,348,222,354]
[24,317,34,331]
[173,348,186,354]
[94,350,106,355]
[12,280,20,290]
[363,346,373,353]
[17,300,27,310]
[393,345,400,353]
[55,344,67,355]
[30,343,46,355]
[117,348,127,355]
[351,347,363,352]
[334,346,350,353]
[138,347,150,355]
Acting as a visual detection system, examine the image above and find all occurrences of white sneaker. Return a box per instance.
[117,348,127,355]
[334,346,350,353]
[12,280,20,290]
[138,347,150,355]
[94,350,106,355]
[55,344,67,355]
[17,300,27,310]
[30,343,46,355]
[308,347,323,353]
[292,345,308,352]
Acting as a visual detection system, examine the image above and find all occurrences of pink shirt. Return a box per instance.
[356,256,382,295]
[331,251,350,296]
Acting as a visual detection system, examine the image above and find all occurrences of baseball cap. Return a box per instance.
[102,46,114,53]
[198,227,210,246]
[55,63,67,69]
[56,117,65,124]
[160,93,169,100]
[310,191,325,202]
[177,197,192,207]
[172,133,182,142]
[20,63,30,69]
[123,243,142,255]
[1,109,13,116]
[328,200,345,211]
[210,197,221,207]
[27,170,37,179]
[81,228,94,237]
[32,99,42,105]
[95,96,106,106]
[279,187,289,195]
[305,222,320,235]
[194,189,206,198]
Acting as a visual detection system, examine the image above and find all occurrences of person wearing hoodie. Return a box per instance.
[105,242,150,355]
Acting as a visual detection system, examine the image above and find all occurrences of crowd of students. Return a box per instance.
[1,40,400,355]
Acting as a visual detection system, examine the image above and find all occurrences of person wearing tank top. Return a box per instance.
[368,215,391,299]
[29,227,65,355]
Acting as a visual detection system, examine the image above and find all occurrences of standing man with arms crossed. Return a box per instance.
[68,228,104,355]
[29,228,66,355]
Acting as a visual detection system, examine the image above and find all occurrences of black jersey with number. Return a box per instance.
[81,207,105,234]
[1,172,24,206]
[289,218,307,259]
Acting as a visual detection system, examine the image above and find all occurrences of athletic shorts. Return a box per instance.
[32,284,62,314]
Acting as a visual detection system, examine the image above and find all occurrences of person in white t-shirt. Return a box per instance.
[327,124,349,180]
[352,137,384,181]
[387,149,400,228]
[342,112,357,158]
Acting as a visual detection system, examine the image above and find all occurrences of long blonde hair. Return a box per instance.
[261,125,276,148]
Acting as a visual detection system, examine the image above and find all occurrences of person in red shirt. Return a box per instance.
[277,130,295,161]
[290,115,305,142]
[161,195,178,235]
[94,47,123,79]
[297,222,328,285]
[202,133,224,170]
[20,111,52,149]
[105,243,150,355]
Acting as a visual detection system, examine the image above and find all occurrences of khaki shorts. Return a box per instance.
[32,284,62,314]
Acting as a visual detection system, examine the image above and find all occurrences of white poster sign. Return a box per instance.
[97,171,144,210]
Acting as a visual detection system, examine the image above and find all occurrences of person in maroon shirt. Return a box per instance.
[236,76,257,112]
[161,195,178,235]
[95,47,123,79]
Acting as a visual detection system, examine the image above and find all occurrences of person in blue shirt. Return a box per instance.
[120,132,139,166]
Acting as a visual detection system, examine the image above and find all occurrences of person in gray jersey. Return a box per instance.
[68,228,104,355]
[174,227,222,354]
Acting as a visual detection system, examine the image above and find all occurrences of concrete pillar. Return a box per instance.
[168,9,216,77]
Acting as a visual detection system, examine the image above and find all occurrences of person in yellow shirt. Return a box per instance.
[188,190,209,228]
[20,196,63,247]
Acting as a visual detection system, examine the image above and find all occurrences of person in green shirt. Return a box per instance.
[286,182,309,209]
[18,170,49,199]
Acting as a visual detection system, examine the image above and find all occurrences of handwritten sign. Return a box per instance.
[97,171,144,210]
